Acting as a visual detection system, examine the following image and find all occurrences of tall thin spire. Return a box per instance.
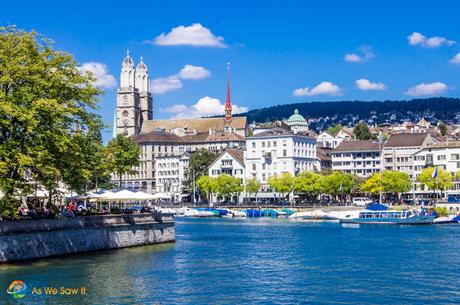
[224,62,232,122]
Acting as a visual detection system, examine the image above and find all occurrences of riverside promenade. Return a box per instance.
[0,212,175,263]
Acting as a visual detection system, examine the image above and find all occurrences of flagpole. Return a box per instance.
[433,166,438,206]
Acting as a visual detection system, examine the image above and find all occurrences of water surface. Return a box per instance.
[1,218,459,304]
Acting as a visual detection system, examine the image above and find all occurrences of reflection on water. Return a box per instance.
[0,218,460,304]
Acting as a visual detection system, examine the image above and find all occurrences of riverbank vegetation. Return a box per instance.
[0,26,140,219]
[196,167,454,205]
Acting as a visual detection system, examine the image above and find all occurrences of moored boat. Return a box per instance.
[432,215,459,224]
[262,209,279,217]
[340,210,434,225]
[245,209,263,217]
[183,208,218,217]
[288,209,332,220]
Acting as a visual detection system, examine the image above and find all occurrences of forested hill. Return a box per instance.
[237,97,460,123]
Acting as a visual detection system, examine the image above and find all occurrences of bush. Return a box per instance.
[433,207,449,217]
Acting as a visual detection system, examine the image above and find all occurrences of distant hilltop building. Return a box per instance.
[284,109,309,133]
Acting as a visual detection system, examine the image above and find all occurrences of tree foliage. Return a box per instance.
[294,171,323,196]
[268,173,295,198]
[321,171,355,195]
[104,134,141,188]
[215,174,243,201]
[186,148,218,192]
[245,178,261,197]
[353,122,374,140]
[417,167,452,191]
[197,174,242,203]
[361,171,411,195]
[0,26,101,215]
[326,124,343,136]
[438,121,448,137]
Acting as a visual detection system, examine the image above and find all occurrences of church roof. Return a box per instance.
[141,117,247,134]
[132,130,245,144]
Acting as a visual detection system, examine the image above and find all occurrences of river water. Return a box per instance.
[1,218,459,304]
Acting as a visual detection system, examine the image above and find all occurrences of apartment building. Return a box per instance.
[331,140,381,178]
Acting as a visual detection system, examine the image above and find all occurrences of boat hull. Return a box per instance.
[340,215,434,225]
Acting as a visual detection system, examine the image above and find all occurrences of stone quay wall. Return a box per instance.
[0,213,175,263]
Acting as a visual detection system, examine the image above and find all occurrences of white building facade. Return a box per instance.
[155,153,190,202]
[245,128,317,188]
[317,131,344,149]
[331,140,381,178]
[208,149,245,181]
[412,142,460,195]
[382,133,434,179]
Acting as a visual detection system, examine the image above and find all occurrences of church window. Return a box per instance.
[123,96,128,104]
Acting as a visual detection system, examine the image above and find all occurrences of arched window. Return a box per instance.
[122,111,129,125]
[123,96,128,104]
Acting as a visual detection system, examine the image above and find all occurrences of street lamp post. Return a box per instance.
[192,169,196,207]
[378,132,384,204]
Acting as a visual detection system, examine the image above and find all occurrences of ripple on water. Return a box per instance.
[0,219,459,304]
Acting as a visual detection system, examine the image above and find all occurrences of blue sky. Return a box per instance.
[2,0,460,141]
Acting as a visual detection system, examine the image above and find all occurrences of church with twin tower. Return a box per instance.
[116,51,153,137]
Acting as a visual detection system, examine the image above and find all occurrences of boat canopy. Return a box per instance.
[366,203,389,211]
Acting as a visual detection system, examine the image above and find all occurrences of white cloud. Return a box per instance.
[355,79,386,91]
[405,82,448,97]
[293,81,342,97]
[79,62,116,89]
[151,76,183,94]
[407,32,455,48]
[344,45,374,63]
[160,96,248,119]
[151,64,211,95]
[148,23,227,48]
[344,54,361,62]
[450,53,460,64]
[178,65,211,79]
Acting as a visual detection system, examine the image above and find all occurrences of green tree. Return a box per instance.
[361,171,411,198]
[438,121,448,137]
[321,171,354,196]
[326,124,343,136]
[268,172,295,199]
[0,26,101,216]
[215,174,243,202]
[186,148,218,192]
[353,122,374,140]
[417,167,452,191]
[294,171,323,198]
[245,178,261,201]
[455,171,460,181]
[104,134,141,188]
[196,175,217,204]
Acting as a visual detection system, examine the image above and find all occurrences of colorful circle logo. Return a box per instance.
[7,280,27,299]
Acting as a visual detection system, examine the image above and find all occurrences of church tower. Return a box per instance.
[224,62,233,123]
[116,50,141,136]
[136,56,153,124]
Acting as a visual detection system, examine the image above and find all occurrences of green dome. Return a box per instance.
[287,109,307,124]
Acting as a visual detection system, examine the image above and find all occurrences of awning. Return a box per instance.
[152,193,171,200]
